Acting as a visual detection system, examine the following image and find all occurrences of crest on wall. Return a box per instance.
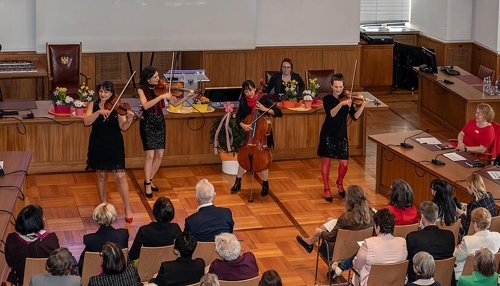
[60,56,69,65]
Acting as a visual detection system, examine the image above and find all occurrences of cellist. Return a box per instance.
[230,80,282,196]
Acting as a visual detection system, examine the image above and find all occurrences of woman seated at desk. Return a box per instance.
[265,58,305,98]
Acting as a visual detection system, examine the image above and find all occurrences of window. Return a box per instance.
[360,0,410,25]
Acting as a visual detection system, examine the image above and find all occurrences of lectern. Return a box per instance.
[164,70,210,106]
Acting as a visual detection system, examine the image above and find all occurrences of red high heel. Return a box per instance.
[324,188,333,202]
[125,217,133,223]
[336,180,345,198]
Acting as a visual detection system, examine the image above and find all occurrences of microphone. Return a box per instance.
[494,155,500,166]
[400,129,430,148]
[431,153,445,166]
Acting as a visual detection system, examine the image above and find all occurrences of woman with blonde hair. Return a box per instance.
[454,103,495,155]
[457,174,496,243]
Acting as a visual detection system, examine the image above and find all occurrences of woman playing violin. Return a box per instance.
[230,80,282,197]
[138,66,194,198]
[317,73,369,202]
[84,81,135,223]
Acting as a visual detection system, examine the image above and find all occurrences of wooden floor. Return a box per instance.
[24,88,456,286]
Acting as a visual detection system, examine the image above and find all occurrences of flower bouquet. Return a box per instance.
[73,100,86,116]
[192,93,211,112]
[77,83,95,103]
[308,78,320,104]
[303,94,313,109]
[52,87,74,114]
[280,79,299,102]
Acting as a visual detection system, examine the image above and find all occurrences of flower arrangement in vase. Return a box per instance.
[280,79,299,102]
[77,83,95,103]
[303,95,313,109]
[73,100,86,116]
[52,87,74,114]
[307,78,320,104]
[192,92,211,112]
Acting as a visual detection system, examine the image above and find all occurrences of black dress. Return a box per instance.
[139,85,166,150]
[86,100,126,171]
[317,94,356,160]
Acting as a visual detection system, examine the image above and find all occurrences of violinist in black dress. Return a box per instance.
[230,80,282,196]
[317,74,368,202]
[84,81,135,222]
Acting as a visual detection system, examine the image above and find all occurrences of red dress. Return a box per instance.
[384,205,418,225]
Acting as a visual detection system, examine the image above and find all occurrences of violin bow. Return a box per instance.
[168,51,175,95]
[349,59,358,99]
[109,71,136,112]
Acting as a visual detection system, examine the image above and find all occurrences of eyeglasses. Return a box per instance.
[281,66,292,69]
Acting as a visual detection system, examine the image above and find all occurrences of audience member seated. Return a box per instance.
[78,203,129,275]
[149,231,205,286]
[451,103,495,156]
[457,248,498,286]
[430,178,458,227]
[88,242,141,286]
[5,204,60,286]
[296,185,373,256]
[404,251,441,286]
[208,233,259,281]
[265,58,305,97]
[296,185,374,258]
[199,273,220,286]
[184,179,234,242]
[457,173,496,243]
[406,201,455,283]
[259,270,282,286]
[384,179,418,225]
[29,247,81,286]
[454,207,500,279]
[350,208,407,286]
[129,197,181,261]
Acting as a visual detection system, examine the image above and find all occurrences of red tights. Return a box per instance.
[321,158,348,192]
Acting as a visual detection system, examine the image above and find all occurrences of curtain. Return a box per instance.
[360,0,410,25]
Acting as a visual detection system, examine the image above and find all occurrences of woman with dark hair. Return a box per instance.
[265,58,305,96]
[84,80,136,223]
[129,196,182,261]
[430,178,458,226]
[259,270,282,286]
[317,73,369,201]
[5,204,60,286]
[230,79,282,197]
[384,179,418,225]
[88,242,141,286]
[29,247,81,286]
[137,66,194,198]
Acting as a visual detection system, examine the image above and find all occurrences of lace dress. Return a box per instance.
[139,85,166,150]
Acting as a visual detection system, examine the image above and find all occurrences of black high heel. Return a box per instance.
[150,179,159,192]
[144,181,153,198]
[324,188,333,202]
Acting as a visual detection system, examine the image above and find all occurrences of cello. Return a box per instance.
[237,81,273,175]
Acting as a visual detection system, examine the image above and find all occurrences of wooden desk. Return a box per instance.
[369,131,500,210]
[0,151,31,282]
[416,66,500,134]
[0,61,47,100]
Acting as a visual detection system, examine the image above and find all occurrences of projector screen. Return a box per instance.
[35,0,257,53]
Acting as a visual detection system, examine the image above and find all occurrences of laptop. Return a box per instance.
[204,86,242,109]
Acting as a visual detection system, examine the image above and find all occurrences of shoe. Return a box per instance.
[150,179,159,192]
[336,180,345,198]
[296,236,313,253]
[231,177,242,194]
[324,189,333,202]
[144,181,153,198]
[125,217,133,223]
[327,261,343,279]
[261,181,269,196]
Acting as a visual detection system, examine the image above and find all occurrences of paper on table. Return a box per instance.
[487,171,500,180]
[415,137,441,145]
[323,219,338,232]
[443,152,467,161]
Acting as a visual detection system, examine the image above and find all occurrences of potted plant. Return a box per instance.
[51,87,74,114]
[308,77,320,104]
[280,79,299,108]
[209,102,246,174]
[192,93,211,112]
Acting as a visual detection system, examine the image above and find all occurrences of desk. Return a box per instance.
[416,66,500,134]
[0,61,47,100]
[369,131,500,210]
[0,151,31,282]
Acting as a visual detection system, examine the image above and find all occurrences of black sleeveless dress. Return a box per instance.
[86,101,126,171]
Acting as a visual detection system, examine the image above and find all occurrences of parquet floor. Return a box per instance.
[24,88,456,285]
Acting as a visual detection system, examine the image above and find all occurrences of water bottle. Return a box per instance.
[486,76,492,95]
[495,78,499,96]
[483,77,488,93]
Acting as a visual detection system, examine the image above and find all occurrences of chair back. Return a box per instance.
[462,251,500,277]
[434,256,456,286]
[332,228,374,262]
[478,65,495,80]
[137,245,176,282]
[489,215,500,232]
[219,276,260,286]
[192,241,221,267]
[81,248,128,286]
[23,257,48,286]
[366,260,408,286]
[305,69,335,97]
[264,71,278,85]
[438,218,461,245]
[393,223,419,239]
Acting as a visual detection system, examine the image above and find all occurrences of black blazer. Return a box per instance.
[406,225,455,282]
[78,225,129,275]
[129,221,181,260]
[265,72,305,95]
[184,205,234,242]
[150,256,205,286]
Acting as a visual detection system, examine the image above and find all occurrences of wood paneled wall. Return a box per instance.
[471,42,500,80]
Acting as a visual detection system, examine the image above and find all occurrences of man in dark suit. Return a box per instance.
[150,232,205,286]
[184,179,234,242]
[406,201,455,283]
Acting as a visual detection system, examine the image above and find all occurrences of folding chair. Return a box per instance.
[434,256,456,286]
[393,223,419,239]
[137,245,176,282]
[23,257,48,286]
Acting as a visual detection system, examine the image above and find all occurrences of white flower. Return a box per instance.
[65,97,74,104]
[56,100,62,106]
[303,95,313,102]
[86,96,93,102]
[303,90,311,95]
[89,90,95,96]
[74,100,85,108]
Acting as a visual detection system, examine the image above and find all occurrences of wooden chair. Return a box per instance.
[23,257,48,286]
[81,248,128,286]
[264,70,278,86]
[219,276,260,286]
[192,241,221,267]
[434,256,456,286]
[363,260,409,286]
[305,69,335,97]
[478,65,495,80]
[393,223,419,239]
[137,245,176,282]
[438,218,461,245]
[468,215,500,236]
[462,251,500,276]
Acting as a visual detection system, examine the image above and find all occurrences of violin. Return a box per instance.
[104,96,143,119]
[154,79,193,99]
[339,90,380,107]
